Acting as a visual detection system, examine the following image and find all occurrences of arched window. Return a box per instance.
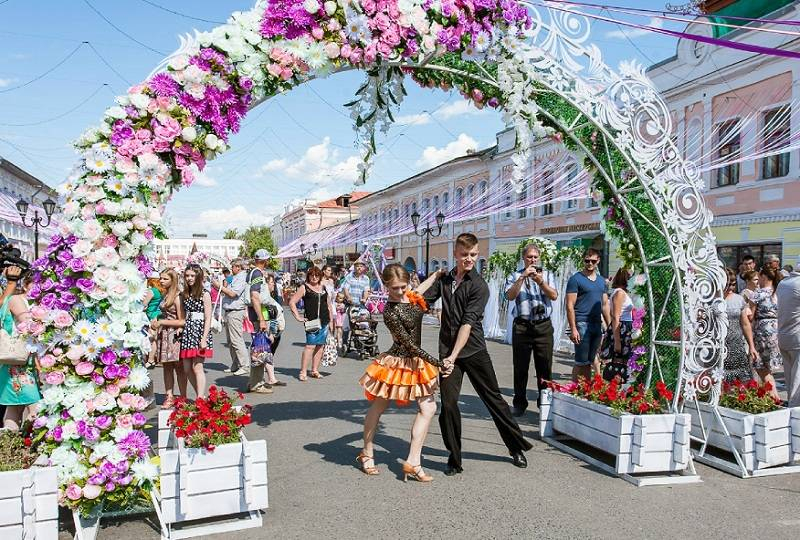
[503,182,512,220]
[380,210,386,222]
[393,208,399,221]
[404,204,410,216]
[433,195,439,210]
[431,259,439,271]
[443,192,449,209]
[423,198,430,211]
[466,184,474,202]
[455,187,464,207]
[411,201,417,214]
[441,259,449,271]
[517,186,527,219]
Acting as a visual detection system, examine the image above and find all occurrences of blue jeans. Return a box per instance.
[574,321,602,366]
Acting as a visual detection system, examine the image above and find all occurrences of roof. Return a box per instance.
[0,156,57,196]
[316,191,371,208]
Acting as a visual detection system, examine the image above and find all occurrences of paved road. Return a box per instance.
[63,318,800,539]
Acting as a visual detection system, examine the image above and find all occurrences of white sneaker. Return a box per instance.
[233,368,248,376]
[223,368,234,373]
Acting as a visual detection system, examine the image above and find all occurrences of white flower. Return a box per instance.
[167,54,190,71]
[132,459,159,486]
[95,247,121,268]
[111,426,133,442]
[181,126,197,142]
[89,441,115,463]
[92,333,112,349]
[85,154,113,174]
[304,42,328,70]
[183,64,206,85]
[324,0,337,15]
[204,133,221,150]
[104,106,127,119]
[74,319,95,342]
[127,366,150,391]
[129,93,150,110]
[92,391,116,412]
[110,221,131,238]
[303,0,320,13]
[344,9,370,42]
[474,31,492,52]
[42,386,66,408]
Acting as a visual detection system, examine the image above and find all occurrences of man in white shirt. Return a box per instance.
[777,256,800,407]
[212,258,249,375]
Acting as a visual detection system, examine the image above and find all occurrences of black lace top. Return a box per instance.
[383,302,442,367]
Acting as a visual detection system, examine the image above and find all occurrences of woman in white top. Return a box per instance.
[600,268,634,367]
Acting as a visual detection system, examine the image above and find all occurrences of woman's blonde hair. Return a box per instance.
[381,263,410,285]
[161,269,180,308]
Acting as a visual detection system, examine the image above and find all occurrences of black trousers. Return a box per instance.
[439,349,532,468]
[511,317,554,411]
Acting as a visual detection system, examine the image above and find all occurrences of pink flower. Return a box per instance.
[76,362,95,376]
[311,26,324,40]
[82,484,102,500]
[105,384,120,397]
[65,484,82,501]
[102,235,119,248]
[324,42,340,59]
[340,43,352,59]
[280,68,293,81]
[52,310,74,329]
[45,371,65,385]
[153,117,181,142]
[116,414,133,429]
[30,305,48,320]
[180,168,194,186]
[135,129,152,141]
[39,355,57,368]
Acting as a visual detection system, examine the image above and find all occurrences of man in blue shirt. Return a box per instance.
[566,247,611,382]
[504,244,558,416]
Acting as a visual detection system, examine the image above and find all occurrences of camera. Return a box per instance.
[0,234,31,273]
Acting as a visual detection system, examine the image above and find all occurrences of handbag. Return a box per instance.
[304,288,322,333]
[322,331,338,367]
[0,298,29,366]
[210,291,223,334]
[250,331,274,367]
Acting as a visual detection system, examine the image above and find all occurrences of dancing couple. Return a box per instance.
[358,233,531,481]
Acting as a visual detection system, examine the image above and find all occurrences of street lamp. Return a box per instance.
[299,242,318,258]
[16,197,57,259]
[411,210,445,277]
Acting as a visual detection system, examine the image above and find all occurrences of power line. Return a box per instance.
[0,42,85,94]
[136,0,226,25]
[86,41,131,86]
[0,83,109,127]
[82,0,165,56]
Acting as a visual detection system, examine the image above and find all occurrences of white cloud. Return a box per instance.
[258,137,359,184]
[434,100,488,120]
[192,204,277,234]
[396,112,432,126]
[605,17,663,40]
[416,133,478,170]
[0,78,17,88]
[194,166,219,187]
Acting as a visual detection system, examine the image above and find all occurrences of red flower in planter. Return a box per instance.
[168,386,252,451]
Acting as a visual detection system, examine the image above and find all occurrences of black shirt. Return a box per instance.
[303,286,330,326]
[423,268,490,360]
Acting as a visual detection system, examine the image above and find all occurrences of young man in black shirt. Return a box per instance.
[424,233,532,475]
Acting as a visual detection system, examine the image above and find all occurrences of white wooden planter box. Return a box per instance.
[0,461,58,539]
[686,400,800,473]
[541,391,691,475]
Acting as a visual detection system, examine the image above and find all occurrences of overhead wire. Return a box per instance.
[136,0,227,25]
[0,83,110,127]
[86,42,131,86]
[81,0,165,56]
[0,42,85,94]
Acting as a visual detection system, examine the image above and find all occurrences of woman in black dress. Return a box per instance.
[290,266,334,381]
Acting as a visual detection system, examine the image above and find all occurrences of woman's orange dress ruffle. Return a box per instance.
[359,353,439,406]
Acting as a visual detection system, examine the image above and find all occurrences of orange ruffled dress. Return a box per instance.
[359,300,442,405]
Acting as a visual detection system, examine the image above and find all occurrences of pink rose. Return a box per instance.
[52,310,74,329]
[65,484,82,501]
[102,235,119,248]
[45,371,65,385]
[136,129,152,141]
[280,68,293,81]
[153,117,181,142]
[105,384,120,397]
[181,168,194,186]
[128,83,146,94]
[82,484,102,500]
[311,26,324,40]
[116,414,133,429]
[76,362,95,376]
[30,305,48,320]
[39,355,57,368]
[324,42,340,59]
[28,321,45,336]
[340,43,352,59]
[117,377,128,389]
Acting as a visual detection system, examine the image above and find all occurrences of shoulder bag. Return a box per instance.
[0,298,30,366]
[304,289,322,333]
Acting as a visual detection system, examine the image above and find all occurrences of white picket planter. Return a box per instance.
[540,390,691,475]
[686,400,800,473]
[0,460,58,539]
[156,410,268,538]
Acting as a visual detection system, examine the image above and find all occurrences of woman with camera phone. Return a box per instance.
[290,266,333,381]
[0,266,40,430]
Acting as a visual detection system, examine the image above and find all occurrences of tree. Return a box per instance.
[237,225,279,270]
[223,228,239,240]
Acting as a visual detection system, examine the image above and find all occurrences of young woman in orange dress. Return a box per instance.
[358,264,444,482]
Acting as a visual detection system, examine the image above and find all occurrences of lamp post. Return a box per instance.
[411,210,445,277]
[16,197,56,260]
[299,242,318,269]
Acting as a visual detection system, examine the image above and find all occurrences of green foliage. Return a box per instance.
[233,225,279,270]
[0,429,36,472]
[223,228,239,240]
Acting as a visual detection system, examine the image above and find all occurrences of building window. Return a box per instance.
[442,192,449,209]
[393,208,399,221]
[423,198,430,212]
[761,106,790,179]
[479,180,488,203]
[467,184,474,203]
[565,166,578,210]
[503,182,512,221]
[380,210,385,222]
[715,120,740,187]
[433,195,439,210]
[517,186,527,219]
[478,258,487,275]
[541,173,554,216]
[431,259,439,271]
[455,187,464,207]
[411,202,417,215]
[441,260,449,271]
[717,243,782,270]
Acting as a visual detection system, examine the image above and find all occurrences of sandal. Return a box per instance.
[299,373,308,382]
[161,396,175,409]
[356,452,379,475]
[310,371,323,379]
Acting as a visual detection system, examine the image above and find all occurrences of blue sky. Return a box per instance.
[0,0,680,237]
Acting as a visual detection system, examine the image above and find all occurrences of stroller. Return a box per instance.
[344,305,380,361]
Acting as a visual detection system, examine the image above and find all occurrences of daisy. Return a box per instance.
[74,320,95,342]
[127,366,150,391]
[474,31,492,52]
[304,42,328,70]
[344,9,370,43]
[85,154,113,174]
[92,333,112,349]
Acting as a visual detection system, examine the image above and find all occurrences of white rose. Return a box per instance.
[110,221,131,238]
[129,93,150,110]
[181,126,197,142]
[167,54,190,71]
[204,133,220,150]
[324,1,337,15]
[115,95,131,106]
[104,106,128,119]
[303,0,320,13]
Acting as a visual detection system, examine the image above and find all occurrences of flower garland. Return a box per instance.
[24,0,538,512]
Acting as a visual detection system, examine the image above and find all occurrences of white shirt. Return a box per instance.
[777,272,800,350]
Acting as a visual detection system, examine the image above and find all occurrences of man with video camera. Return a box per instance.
[0,235,39,430]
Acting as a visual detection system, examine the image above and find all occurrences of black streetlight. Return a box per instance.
[411,210,445,277]
[16,197,57,259]
[299,242,318,259]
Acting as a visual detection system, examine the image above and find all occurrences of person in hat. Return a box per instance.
[245,249,287,393]
[342,259,372,346]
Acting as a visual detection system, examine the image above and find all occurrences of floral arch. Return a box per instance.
[26,0,727,512]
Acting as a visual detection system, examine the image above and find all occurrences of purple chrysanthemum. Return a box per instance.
[118,431,150,458]
[148,72,180,97]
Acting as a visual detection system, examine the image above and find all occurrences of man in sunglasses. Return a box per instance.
[566,248,611,382]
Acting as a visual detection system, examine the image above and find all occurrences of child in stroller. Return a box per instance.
[345,305,380,360]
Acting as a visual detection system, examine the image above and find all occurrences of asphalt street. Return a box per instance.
[59,317,800,540]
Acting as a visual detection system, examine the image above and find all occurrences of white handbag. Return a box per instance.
[0,299,29,366]
[211,292,223,334]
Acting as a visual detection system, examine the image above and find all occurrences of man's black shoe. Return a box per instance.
[511,406,526,417]
[511,452,528,468]
[444,465,463,476]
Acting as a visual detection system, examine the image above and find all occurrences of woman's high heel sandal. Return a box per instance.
[356,452,379,475]
[402,461,433,483]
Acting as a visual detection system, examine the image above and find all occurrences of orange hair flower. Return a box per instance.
[406,291,428,312]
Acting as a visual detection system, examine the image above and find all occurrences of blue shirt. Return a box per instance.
[566,272,607,323]
[343,274,371,306]
[504,269,555,321]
